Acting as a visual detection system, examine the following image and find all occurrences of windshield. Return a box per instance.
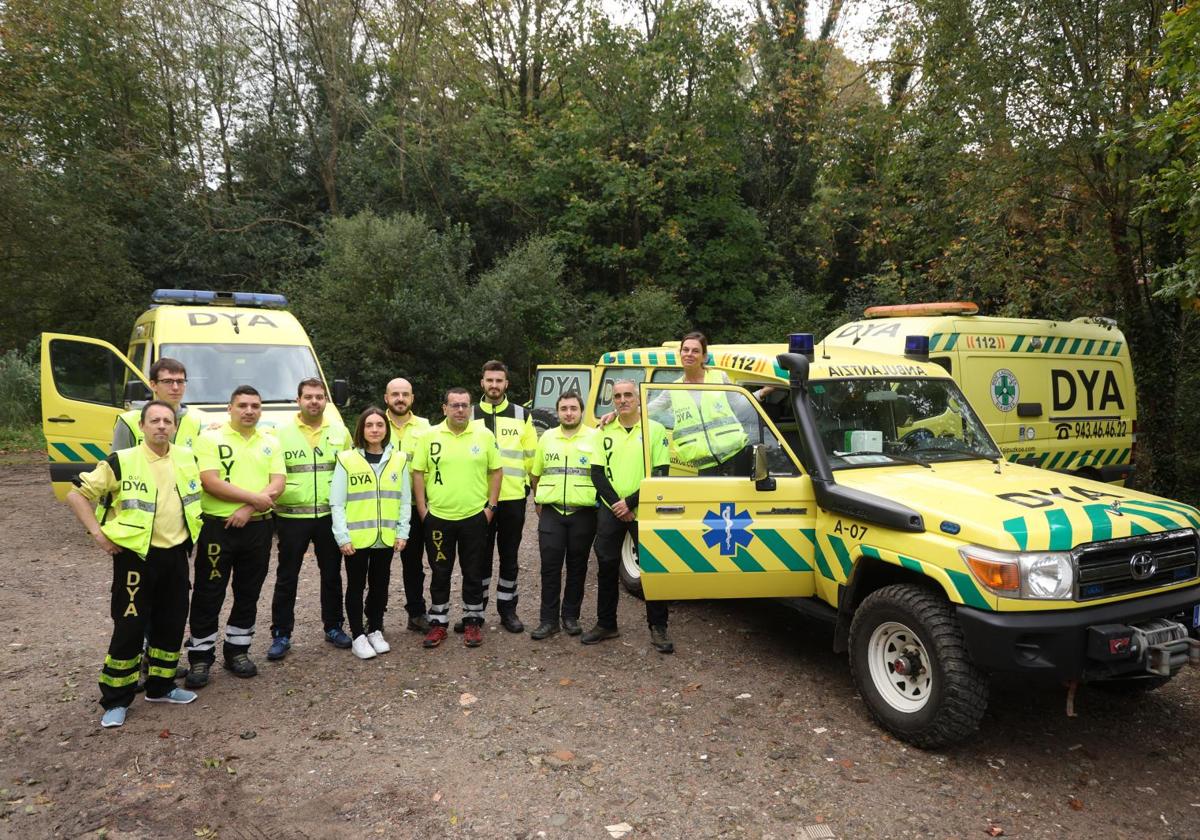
[160,343,322,404]
[809,377,1001,468]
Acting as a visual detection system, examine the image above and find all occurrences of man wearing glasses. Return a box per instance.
[111,358,202,451]
[411,387,502,649]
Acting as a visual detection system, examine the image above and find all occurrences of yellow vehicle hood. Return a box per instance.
[833,460,1199,551]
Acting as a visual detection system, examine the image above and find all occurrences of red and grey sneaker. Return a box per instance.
[463,624,483,648]
[422,625,448,649]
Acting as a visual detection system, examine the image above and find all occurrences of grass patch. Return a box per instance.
[0,424,46,464]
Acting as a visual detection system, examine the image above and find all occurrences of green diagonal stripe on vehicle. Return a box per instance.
[1047,451,1065,469]
[755,528,811,571]
[898,554,923,574]
[83,443,107,459]
[732,547,765,572]
[944,333,959,350]
[1082,504,1113,543]
[800,529,834,580]
[649,352,659,365]
[657,529,717,573]
[1129,499,1200,528]
[1118,501,1189,530]
[632,352,642,364]
[1003,516,1029,551]
[826,534,853,578]
[930,333,944,351]
[946,569,991,610]
[51,443,84,463]
[638,543,668,574]
[1012,335,1026,352]
[1069,338,1081,354]
[1045,509,1072,551]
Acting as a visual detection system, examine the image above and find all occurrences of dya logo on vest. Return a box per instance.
[121,477,149,493]
[349,473,374,487]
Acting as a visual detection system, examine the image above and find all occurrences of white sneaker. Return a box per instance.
[367,630,390,654]
[351,634,376,659]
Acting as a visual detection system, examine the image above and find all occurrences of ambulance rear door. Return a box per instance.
[40,333,152,500]
[531,365,596,436]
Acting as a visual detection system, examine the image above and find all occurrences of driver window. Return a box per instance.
[646,387,800,477]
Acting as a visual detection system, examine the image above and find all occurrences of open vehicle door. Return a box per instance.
[636,382,819,601]
[41,333,152,500]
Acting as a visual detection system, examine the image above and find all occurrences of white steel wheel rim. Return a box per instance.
[867,621,932,713]
[621,532,640,582]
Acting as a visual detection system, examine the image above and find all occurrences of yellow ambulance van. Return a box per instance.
[535,335,1199,747]
[821,303,1137,484]
[41,289,346,500]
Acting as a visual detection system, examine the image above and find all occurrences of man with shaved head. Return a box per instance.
[385,377,433,632]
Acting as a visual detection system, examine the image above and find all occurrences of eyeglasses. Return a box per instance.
[154,378,187,386]
[613,392,637,400]
[446,402,471,410]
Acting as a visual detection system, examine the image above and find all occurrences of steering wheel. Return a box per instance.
[898,427,934,450]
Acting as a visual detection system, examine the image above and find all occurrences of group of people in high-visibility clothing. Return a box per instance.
[67,331,749,729]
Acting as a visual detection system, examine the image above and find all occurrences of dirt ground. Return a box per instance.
[2,461,1200,840]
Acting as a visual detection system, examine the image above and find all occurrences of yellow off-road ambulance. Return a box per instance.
[537,335,1200,747]
[822,303,1137,485]
[41,289,346,500]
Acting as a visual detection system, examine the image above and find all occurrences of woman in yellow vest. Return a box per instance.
[649,331,750,475]
[330,407,411,660]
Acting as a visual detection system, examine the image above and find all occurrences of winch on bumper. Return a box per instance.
[956,583,1200,681]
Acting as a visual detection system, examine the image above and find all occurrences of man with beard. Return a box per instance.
[385,377,433,632]
[528,391,598,640]
[466,361,536,634]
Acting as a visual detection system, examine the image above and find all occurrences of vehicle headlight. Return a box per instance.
[958,545,1074,600]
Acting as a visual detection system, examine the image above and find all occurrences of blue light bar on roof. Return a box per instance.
[788,333,815,360]
[904,335,930,361]
[151,289,289,309]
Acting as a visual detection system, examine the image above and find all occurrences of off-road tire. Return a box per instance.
[848,583,988,749]
[618,531,644,599]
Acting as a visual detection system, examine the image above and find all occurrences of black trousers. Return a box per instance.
[483,497,525,615]
[398,505,427,618]
[272,515,344,635]
[537,506,596,624]
[100,544,191,709]
[698,445,753,477]
[344,546,393,638]
[594,506,669,629]
[186,518,273,664]
[424,511,487,627]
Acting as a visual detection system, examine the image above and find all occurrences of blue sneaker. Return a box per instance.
[324,626,352,649]
[100,706,127,728]
[145,687,197,704]
[267,634,291,661]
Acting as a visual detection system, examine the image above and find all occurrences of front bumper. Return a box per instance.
[956,583,1200,681]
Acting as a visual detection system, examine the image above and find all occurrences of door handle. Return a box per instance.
[756,507,807,515]
[656,505,685,514]
[48,416,76,423]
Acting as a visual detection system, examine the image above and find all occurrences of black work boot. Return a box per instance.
[530,622,560,640]
[499,610,525,634]
[561,617,582,636]
[581,624,620,645]
[224,652,258,678]
[185,661,211,689]
[650,625,674,654]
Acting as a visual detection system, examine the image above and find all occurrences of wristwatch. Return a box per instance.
[487,503,499,512]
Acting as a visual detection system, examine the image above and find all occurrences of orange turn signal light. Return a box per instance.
[964,555,1020,592]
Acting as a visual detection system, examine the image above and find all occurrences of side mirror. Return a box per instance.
[123,379,152,404]
[751,444,769,482]
[331,378,350,408]
[751,444,776,491]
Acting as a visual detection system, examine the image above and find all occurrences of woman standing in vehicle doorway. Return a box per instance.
[604,332,750,476]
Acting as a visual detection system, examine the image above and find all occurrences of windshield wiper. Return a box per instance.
[882,451,933,469]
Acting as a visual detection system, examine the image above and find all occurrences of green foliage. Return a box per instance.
[0,345,39,427]
[291,212,569,407]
